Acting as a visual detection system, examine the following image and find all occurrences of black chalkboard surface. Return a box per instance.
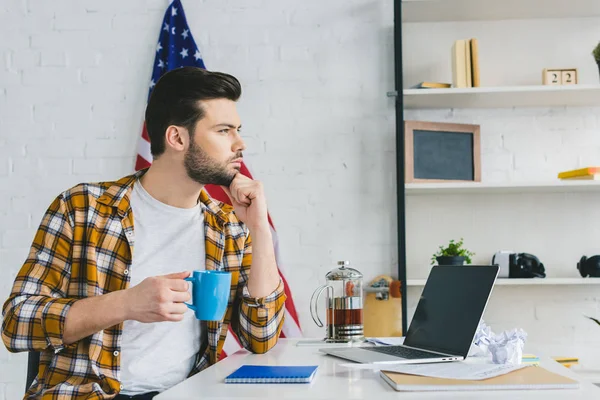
[404,121,481,183]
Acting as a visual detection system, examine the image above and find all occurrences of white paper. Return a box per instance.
[338,363,398,370]
[339,361,528,379]
[382,362,529,380]
[364,337,405,346]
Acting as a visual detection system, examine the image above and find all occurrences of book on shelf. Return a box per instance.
[522,354,540,366]
[552,357,579,368]
[465,39,472,87]
[470,38,480,87]
[557,167,600,179]
[560,175,600,180]
[451,39,467,88]
[411,82,452,89]
[451,38,480,88]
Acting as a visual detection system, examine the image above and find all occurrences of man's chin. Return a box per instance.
[224,171,239,185]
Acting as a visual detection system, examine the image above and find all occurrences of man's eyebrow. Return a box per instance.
[212,123,242,129]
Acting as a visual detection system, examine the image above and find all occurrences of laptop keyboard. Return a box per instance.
[366,346,444,359]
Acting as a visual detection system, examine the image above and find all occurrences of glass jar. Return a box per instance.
[310,261,364,342]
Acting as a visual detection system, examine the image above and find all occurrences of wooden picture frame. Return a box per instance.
[404,120,481,183]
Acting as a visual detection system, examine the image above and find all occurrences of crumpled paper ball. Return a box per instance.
[468,320,527,364]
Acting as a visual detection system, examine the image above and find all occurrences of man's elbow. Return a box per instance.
[248,337,278,354]
[248,318,285,354]
[2,315,24,353]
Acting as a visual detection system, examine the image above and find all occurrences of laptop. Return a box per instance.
[319,264,499,364]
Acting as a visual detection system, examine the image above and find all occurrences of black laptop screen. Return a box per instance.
[403,265,498,358]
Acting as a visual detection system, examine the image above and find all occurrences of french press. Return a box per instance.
[310,261,364,342]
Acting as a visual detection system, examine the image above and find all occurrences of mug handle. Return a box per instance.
[184,277,196,311]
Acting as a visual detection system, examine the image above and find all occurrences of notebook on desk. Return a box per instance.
[380,365,579,392]
[224,365,318,384]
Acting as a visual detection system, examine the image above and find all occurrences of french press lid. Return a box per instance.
[325,260,363,280]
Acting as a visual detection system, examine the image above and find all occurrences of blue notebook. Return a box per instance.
[224,365,318,384]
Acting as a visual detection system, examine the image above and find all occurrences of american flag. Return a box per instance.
[135,0,302,358]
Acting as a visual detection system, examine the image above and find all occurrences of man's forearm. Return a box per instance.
[63,290,129,345]
[246,225,280,298]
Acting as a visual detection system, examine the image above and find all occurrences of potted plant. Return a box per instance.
[431,237,475,266]
[593,41,600,79]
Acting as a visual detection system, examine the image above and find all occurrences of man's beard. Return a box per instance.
[184,140,240,186]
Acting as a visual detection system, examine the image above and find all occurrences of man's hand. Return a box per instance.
[125,271,191,323]
[222,174,279,298]
[63,271,192,344]
[222,174,269,231]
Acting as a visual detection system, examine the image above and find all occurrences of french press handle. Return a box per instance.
[310,284,333,328]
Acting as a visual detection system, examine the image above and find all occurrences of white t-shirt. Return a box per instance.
[120,180,205,395]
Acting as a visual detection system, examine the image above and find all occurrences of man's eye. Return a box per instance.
[219,129,229,134]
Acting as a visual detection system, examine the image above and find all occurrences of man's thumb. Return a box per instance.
[163,271,191,279]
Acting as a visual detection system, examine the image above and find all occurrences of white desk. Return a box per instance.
[156,339,600,399]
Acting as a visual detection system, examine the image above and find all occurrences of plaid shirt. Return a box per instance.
[2,170,286,399]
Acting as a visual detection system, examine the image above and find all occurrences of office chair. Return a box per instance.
[26,352,40,391]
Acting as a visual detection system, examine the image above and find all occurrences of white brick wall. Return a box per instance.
[1,0,599,396]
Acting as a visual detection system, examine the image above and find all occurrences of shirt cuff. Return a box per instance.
[242,278,284,308]
[41,298,79,353]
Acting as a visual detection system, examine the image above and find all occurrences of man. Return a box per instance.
[2,67,286,399]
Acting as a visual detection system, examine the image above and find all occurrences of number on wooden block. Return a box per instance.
[542,68,561,85]
[561,69,577,85]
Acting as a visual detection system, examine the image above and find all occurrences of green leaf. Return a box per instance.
[431,237,475,264]
[593,42,600,63]
[586,315,600,326]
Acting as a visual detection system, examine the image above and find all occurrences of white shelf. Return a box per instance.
[405,181,600,195]
[402,0,600,23]
[407,277,600,286]
[403,85,600,109]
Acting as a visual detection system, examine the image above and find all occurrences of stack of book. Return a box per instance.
[552,356,580,368]
[522,354,540,366]
[451,38,480,88]
[558,167,600,180]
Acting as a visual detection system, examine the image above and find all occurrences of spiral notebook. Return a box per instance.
[224,365,318,384]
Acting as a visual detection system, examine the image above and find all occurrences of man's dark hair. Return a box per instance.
[145,67,242,157]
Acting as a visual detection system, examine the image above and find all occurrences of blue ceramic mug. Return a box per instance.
[184,270,232,320]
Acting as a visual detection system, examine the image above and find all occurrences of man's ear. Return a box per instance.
[165,125,188,152]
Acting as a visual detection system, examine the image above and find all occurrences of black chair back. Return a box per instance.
[26,352,40,391]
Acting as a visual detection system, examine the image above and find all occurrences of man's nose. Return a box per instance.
[233,132,246,152]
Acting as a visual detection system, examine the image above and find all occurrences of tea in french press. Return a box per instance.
[310,260,364,342]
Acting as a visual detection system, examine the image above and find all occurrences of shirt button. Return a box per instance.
[52,293,60,298]
[124,269,129,275]
[113,351,119,357]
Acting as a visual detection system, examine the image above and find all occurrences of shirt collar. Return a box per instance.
[96,168,233,222]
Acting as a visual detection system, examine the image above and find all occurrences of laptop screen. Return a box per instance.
[403,265,498,358]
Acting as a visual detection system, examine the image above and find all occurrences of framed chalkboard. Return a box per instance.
[404,121,481,183]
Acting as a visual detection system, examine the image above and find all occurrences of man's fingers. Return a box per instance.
[162,271,191,280]
[223,183,250,207]
[171,290,191,303]
[167,302,189,315]
[231,182,251,206]
[168,278,190,292]
[165,313,185,322]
